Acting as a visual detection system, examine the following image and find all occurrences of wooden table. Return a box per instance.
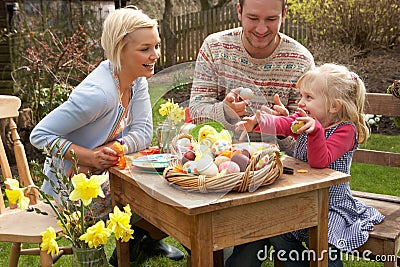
[109,155,350,267]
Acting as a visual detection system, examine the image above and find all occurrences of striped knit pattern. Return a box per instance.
[48,137,71,158]
[189,28,315,130]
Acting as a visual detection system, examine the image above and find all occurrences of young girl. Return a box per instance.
[233,63,384,266]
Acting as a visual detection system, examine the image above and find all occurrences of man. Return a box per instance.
[189,0,315,265]
[189,0,315,153]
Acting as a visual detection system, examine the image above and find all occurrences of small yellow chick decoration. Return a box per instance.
[198,125,232,146]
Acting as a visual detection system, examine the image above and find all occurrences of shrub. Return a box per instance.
[287,0,400,48]
[10,1,105,122]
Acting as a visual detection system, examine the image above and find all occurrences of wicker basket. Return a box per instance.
[163,133,283,193]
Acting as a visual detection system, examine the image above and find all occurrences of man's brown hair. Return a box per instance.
[238,0,287,12]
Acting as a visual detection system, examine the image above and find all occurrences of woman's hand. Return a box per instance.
[92,145,119,170]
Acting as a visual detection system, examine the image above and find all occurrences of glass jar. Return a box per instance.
[72,245,108,267]
[156,121,177,154]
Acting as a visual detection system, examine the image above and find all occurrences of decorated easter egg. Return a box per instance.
[232,148,251,158]
[238,87,254,100]
[198,162,219,176]
[219,149,232,158]
[231,153,250,172]
[211,140,232,156]
[291,120,305,134]
[182,161,198,174]
[255,154,270,170]
[183,150,196,161]
[177,137,191,148]
[195,155,214,172]
[214,155,231,167]
[218,161,241,174]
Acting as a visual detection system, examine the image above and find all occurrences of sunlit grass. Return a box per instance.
[350,133,400,196]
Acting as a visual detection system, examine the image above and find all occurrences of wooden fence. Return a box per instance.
[156,4,307,70]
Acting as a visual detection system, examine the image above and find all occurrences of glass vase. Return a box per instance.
[72,245,108,267]
[156,121,177,154]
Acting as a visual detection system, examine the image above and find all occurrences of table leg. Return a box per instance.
[214,250,224,267]
[117,239,130,267]
[109,173,131,267]
[190,213,214,267]
[309,188,329,267]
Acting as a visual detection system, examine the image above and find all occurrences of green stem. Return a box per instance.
[30,185,79,247]
[80,200,85,247]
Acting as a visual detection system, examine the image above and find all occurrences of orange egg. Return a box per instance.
[219,150,232,158]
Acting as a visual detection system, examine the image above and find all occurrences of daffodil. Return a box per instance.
[69,173,107,206]
[4,178,30,210]
[170,107,185,124]
[40,227,60,256]
[16,149,134,251]
[158,99,180,116]
[107,205,134,242]
[57,211,81,234]
[79,221,112,248]
[158,99,185,126]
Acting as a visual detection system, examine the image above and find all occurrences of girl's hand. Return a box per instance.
[235,110,261,141]
[295,108,316,134]
[261,94,289,117]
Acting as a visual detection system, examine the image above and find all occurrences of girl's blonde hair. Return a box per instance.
[101,6,158,73]
[297,63,369,144]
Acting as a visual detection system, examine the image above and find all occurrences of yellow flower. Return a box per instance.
[107,205,134,242]
[57,211,81,234]
[170,108,185,124]
[69,173,107,206]
[40,227,60,256]
[4,178,30,210]
[158,99,185,125]
[158,99,179,116]
[79,221,112,248]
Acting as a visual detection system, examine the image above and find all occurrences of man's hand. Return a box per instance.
[223,88,249,118]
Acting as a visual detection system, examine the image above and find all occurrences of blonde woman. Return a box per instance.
[30,6,184,266]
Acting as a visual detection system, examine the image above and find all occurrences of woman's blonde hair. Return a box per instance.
[297,63,369,144]
[101,6,158,73]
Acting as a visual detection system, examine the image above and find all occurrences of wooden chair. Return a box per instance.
[0,95,72,267]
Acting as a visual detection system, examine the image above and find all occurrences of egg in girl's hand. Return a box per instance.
[291,120,305,134]
[218,161,241,174]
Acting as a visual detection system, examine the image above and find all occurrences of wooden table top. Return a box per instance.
[109,155,350,215]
